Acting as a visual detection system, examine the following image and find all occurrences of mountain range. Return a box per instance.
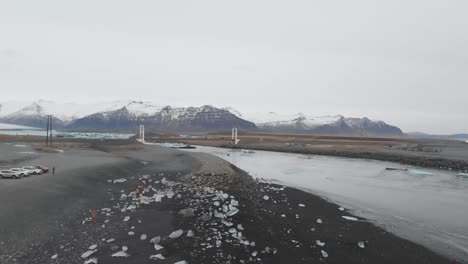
[0,100,404,136]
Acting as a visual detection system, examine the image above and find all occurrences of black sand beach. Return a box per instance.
[0,141,456,263]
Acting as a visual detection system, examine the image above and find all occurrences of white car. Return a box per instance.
[0,170,22,179]
[10,168,31,177]
[22,166,43,175]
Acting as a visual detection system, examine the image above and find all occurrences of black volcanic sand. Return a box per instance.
[0,142,455,263]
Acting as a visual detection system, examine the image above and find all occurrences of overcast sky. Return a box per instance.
[1,0,467,134]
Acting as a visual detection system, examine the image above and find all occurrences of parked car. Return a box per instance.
[10,168,31,177]
[22,166,43,175]
[0,170,22,179]
[35,165,49,173]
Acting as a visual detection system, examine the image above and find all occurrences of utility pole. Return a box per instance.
[46,115,50,146]
[49,115,53,147]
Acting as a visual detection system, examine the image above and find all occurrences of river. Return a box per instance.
[184,145,468,261]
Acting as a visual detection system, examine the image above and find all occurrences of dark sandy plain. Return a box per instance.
[0,139,456,263]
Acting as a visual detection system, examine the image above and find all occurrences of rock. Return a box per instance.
[178,208,195,217]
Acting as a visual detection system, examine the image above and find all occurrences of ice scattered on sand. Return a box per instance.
[358,241,365,248]
[113,178,127,183]
[84,258,98,264]
[342,216,359,221]
[51,254,57,259]
[316,218,323,224]
[81,250,96,259]
[150,254,165,260]
[321,250,328,258]
[89,244,97,250]
[140,234,147,240]
[316,240,325,247]
[186,230,194,237]
[169,229,184,239]
[263,195,270,200]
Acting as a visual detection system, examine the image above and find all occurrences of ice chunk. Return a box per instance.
[342,216,358,221]
[123,216,130,222]
[186,230,194,237]
[106,238,115,243]
[316,218,323,224]
[174,261,188,264]
[338,207,344,211]
[169,229,184,239]
[298,204,305,207]
[321,250,328,258]
[140,234,147,240]
[51,254,57,259]
[263,195,270,200]
[81,250,96,259]
[316,240,325,247]
[150,236,161,244]
[154,244,164,250]
[112,251,129,257]
[84,258,98,264]
[89,244,97,250]
[150,254,165,260]
[358,241,365,248]
[226,208,239,217]
[128,231,135,236]
[113,178,127,183]
[408,169,433,176]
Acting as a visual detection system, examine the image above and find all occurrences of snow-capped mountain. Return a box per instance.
[68,104,256,131]
[227,110,403,136]
[67,102,255,131]
[0,100,403,136]
[0,102,66,129]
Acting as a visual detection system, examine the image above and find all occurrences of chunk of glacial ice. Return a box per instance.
[51,254,57,259]
[186,230,194,237]
[342,216,358,221]
[321,250,328,258]
[316,218,323,224]
[113,178,127,183]
[263,195,270,200]
[226,208,239,217]
[150,236,161,244]
[149,254,165,260]
[358,241,365,248]
[81,250,96,259]
[316,240,325,247]
[298,204,305,207]
[140,234,147,240]
[112,251,129,257]
[89,244,97,250]
[174,261,188,264]
[84,258,98,264]
[169,229,184,239]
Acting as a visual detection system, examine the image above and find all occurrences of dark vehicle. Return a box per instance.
[35,165,49,173]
